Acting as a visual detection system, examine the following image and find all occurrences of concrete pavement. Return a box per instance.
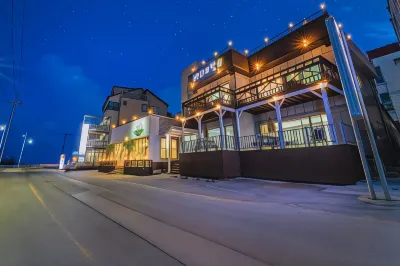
[59,170,400,266]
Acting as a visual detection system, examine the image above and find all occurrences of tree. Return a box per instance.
[123,140,135,160]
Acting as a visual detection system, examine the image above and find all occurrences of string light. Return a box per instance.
[202,60,206,65]
[214,51,218,57]
[289,23,294,28]
[264,37,269,43]
[228,41,233,46]
[338,23,343,28]
[244,49,249,55]
[320,3,325,10]
[347,34,352,40]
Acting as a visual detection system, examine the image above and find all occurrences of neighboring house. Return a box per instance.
[102,86,169,128]
[388,0,400,42]
[77,115,110,163]
[179,9,400,183]
[367,42,400,124]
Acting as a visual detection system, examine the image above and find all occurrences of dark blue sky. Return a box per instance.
[0,0,395,163]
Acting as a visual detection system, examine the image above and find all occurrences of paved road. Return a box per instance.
[2,169,400,266]
[0,170,182,266]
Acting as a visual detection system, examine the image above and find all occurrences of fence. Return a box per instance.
[181,125,337,153]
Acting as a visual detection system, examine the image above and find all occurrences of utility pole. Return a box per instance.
[60,133,72,155]
[0,95,23,163]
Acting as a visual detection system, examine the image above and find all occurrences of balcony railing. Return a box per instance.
[87,140,108,149]
[183,85,235,117]
[235,56,340,108]
[89,124,109,132]
[181,124,336,153]
[182,56,340,116]
[181,135,237,153]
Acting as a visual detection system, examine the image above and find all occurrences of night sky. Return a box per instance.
[0,0,395,164]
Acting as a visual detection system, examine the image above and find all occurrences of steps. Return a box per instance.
[170,161,180,174]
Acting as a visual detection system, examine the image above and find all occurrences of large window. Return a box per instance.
[141,104,148,112]
[160,137,178,159]
[106,101,120,111]
[207,125,234,137]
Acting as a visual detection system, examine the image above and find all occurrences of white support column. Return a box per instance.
[181,119,186,153]
[321,87,338,144]
[166,134,171,173]
[218,109,226,150]
[275,100,285,149]
[235,111,241,138]
[195,115,203,139]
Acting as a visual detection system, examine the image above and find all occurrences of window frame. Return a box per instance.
[141,104,148,112]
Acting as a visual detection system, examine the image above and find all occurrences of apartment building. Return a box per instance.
[102,86,169,128]
[179,9,400,184]
[367,42,400,124]
[77,115,110,163]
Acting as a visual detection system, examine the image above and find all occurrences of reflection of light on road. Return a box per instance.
[28,183,91,259]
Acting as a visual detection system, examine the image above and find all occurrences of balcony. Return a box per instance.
[183,85,235,117]
[181,124,337,153]
[86,140,108,149]
[89,124,109,133]
[182,56,340,116]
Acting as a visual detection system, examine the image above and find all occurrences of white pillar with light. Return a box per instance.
[326,16,390,200]
[195,114,203,139]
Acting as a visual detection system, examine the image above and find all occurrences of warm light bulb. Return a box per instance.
[216,105,221,109]
[112,124,116,128]
[191,67,196,72]
[202,60,206,65]
[320,3,325,9]
[228,41,232,46]
[289,23,294,28]
[264,37,269,43]
[338,23,343,28]
[347,34,352,40]
[244,49,249,55]
[214,51,218,57]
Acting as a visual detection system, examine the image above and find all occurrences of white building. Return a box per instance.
[367,42,400,123]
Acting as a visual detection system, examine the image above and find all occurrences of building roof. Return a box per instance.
[367,43,400,60]
[102,86,169,113]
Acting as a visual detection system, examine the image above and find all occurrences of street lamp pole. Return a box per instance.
[18,132,28,168]
[0,125,6,151]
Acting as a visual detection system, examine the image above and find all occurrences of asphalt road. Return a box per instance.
[0,170,182,266]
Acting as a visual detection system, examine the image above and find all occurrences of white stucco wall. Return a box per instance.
[371,51,400,121]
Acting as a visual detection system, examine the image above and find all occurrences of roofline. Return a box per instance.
[144,89,169,107]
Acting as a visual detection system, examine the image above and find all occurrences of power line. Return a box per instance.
[19,0,26,88]
[11,0,17,98]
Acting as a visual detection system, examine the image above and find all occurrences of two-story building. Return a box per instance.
[102,86,169,128]
[179,9,400,184]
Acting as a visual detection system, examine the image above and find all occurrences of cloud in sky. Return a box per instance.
[342,6,353,12]
[364,22,397,40]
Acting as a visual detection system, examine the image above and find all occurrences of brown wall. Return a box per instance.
[180,151,241,179]
[180,145,364,184]
[240,145,364,184]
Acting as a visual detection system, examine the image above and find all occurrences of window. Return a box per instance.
[123,100,127,106]
[375,66,385,84]
[140,94,148,101]
[160,138,167,159]
[160,137,178,159]
[150,106,159,114]
[207,125,234,137]
[106,101,120,111]
[141,104,148,112]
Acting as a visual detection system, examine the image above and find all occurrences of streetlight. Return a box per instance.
[18,132,33,168]
[0,125,6,151]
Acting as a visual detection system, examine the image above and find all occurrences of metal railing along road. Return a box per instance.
[181,125,337,153]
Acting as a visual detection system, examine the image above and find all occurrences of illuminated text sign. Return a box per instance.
[192,58,223,83]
